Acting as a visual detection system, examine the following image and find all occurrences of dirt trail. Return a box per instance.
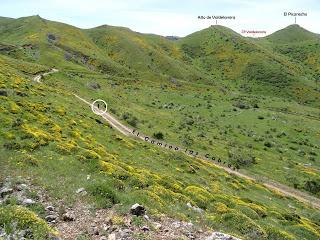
[74,94,131,136]
[75,94,320,210]
[33,68,59,83]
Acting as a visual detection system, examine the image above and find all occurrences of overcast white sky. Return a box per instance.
[0,0,319,37]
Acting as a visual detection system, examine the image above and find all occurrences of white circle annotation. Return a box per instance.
[91,99,108,115]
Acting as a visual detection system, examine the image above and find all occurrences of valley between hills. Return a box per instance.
[0,15,320,240]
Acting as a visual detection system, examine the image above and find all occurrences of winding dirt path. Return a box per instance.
[33,68,59,83]
[75,94,320,210]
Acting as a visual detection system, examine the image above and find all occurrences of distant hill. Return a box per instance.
[265,24,319,44]
[257,25,320,86]
[85,25,206,81]
[177,25,320,104]
[0,16,14,24]
[0,16,208,82]
[0,15,130,75]
[0,16,319,104]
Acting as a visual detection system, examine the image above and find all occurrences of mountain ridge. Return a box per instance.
[0,15,319,104]
[2,15,320,39]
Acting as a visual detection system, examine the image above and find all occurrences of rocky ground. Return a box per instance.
[0,177,241,240]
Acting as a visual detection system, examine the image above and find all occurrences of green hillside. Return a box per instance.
[0,16,318,102]
[1,16,320,240]
[178,25,298,82]
[0,15,207,82]
[257,25,320,88]
[178,25,320,105]
[0,16,14,24]
[0,15,130,75]
[1,52,320,240]
[265,24,320,43]
[85,25,206,82]
[255,25,320,106]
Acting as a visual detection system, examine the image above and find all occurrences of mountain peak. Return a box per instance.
[183,24,240,40]
[20,14,42,20]
[267,24,319,43]
[287,23,301,28]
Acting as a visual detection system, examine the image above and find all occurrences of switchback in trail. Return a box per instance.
[33,68,59,83]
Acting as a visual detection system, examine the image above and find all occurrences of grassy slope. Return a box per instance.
[0,16,209,83]
[1,17,318,102]
[264,24,320,43]
[178,25,320,106]
[85,25,208,82]
[0,16,14,24]
[0,16,319,195]
[56,66,320,200]
[257,25,320,88]
[0,54,320,240]
[178,25,299,80]
[0,15,130,75]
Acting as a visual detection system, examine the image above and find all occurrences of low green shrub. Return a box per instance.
[266,227,295,240]
[87,182,120,208]
[219,211,266,238]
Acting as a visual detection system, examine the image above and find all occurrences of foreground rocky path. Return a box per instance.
[0,178,242,240]
[75,94,320,210]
